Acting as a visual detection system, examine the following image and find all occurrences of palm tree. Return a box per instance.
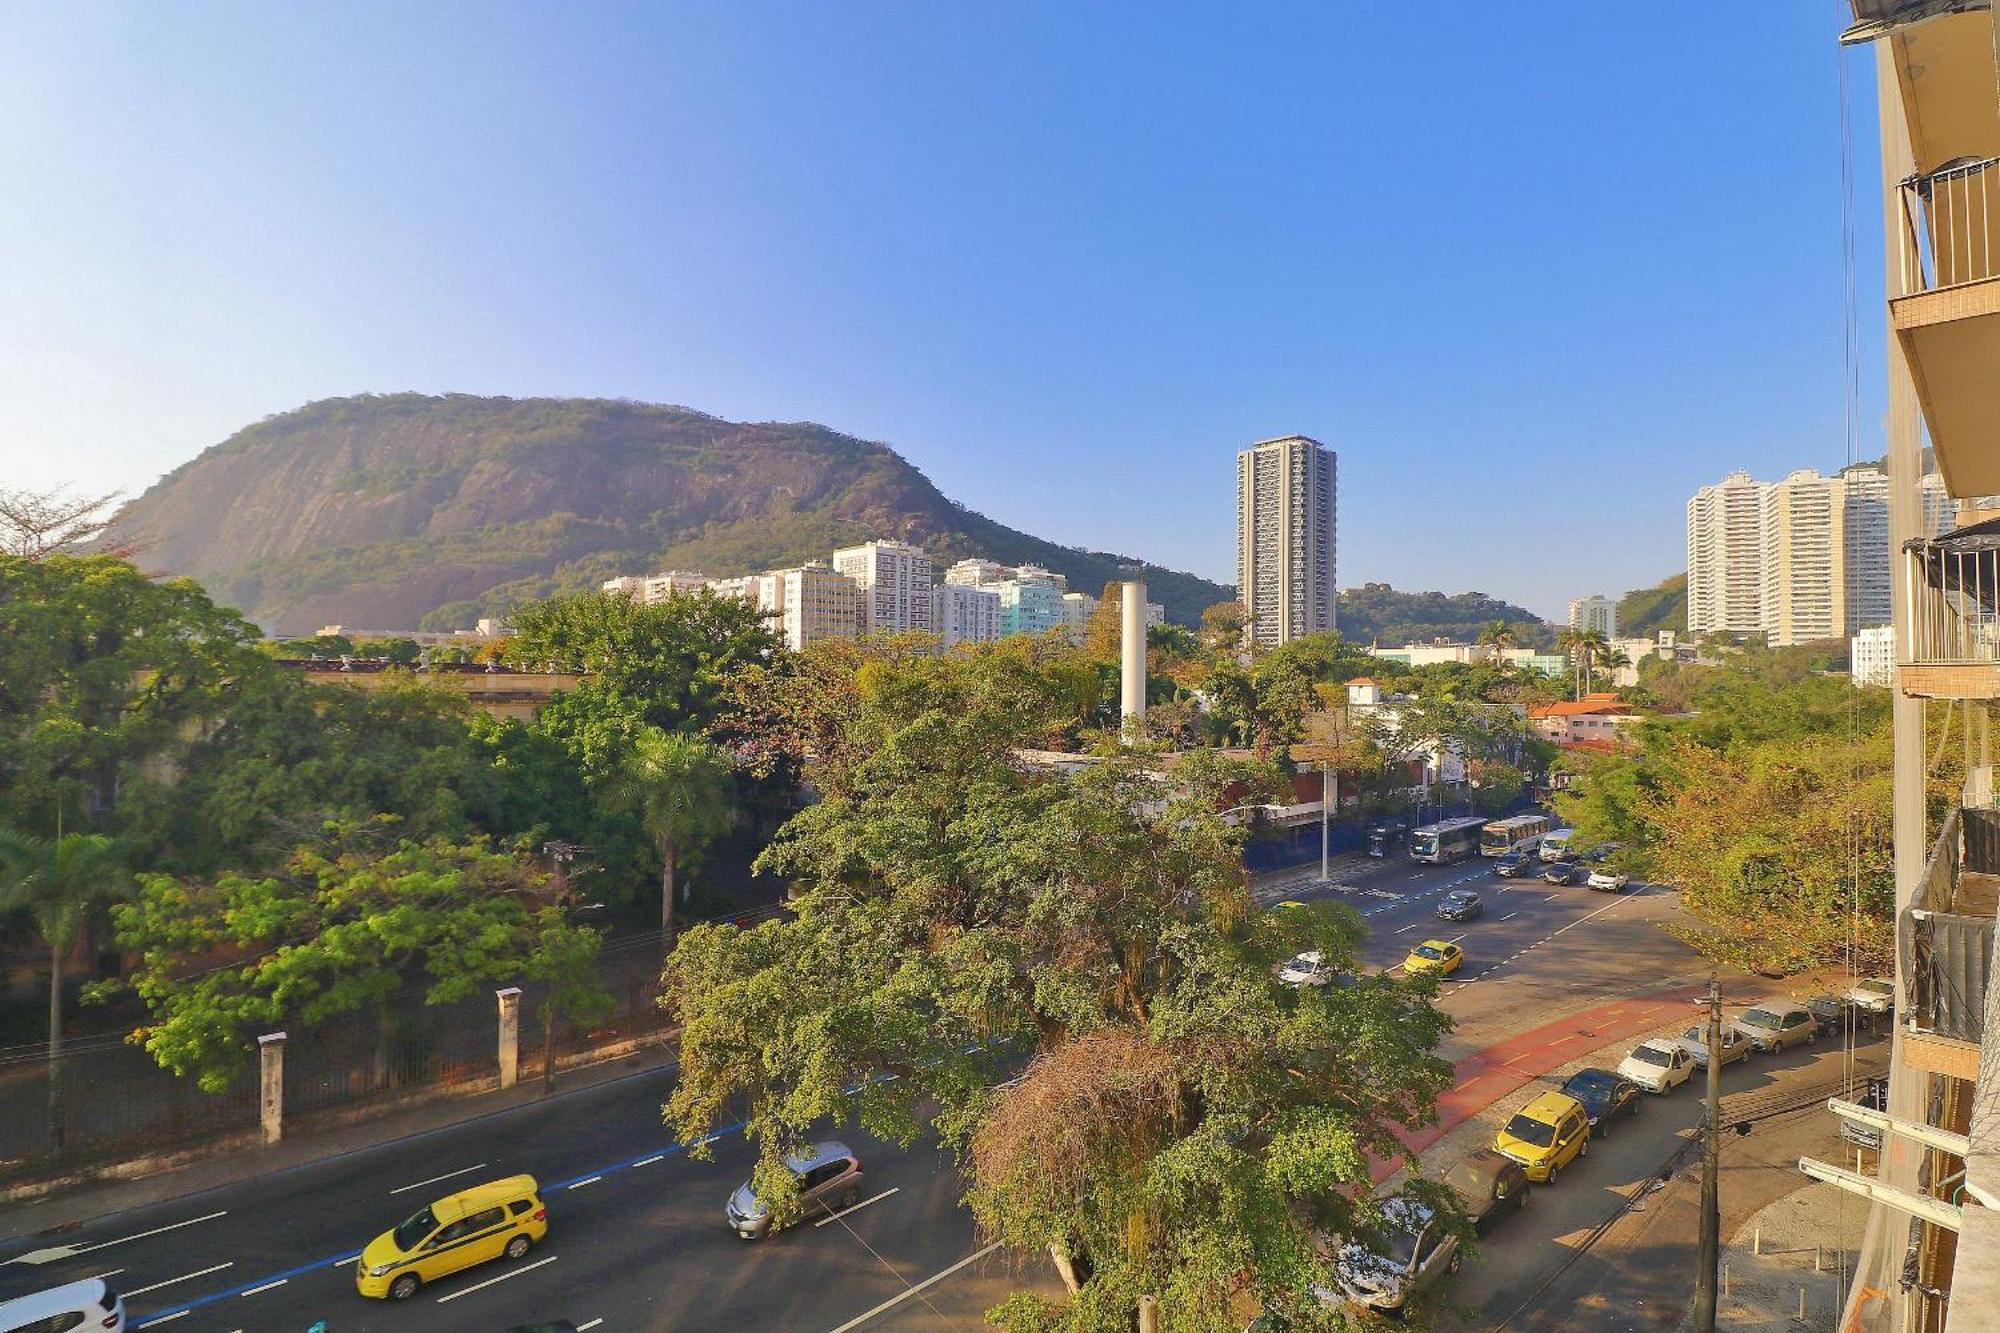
[1476,619,1517,653]
[609,728,733,953]
[1575,628,1611,695]
[0,830,127,1154]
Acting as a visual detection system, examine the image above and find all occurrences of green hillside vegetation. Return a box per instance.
[1335,583,1549,648]
[109,394,1232,634]
[1617,573,1687,637]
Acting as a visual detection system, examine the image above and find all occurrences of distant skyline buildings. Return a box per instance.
[1236,434,1337,648]
[1685,464,1953,646]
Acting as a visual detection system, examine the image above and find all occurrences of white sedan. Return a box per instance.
[1616,1039,1696,1094]
[1846,977,1896,1015]
[1277,951,1337,988]
[1673,1023,1751,1069]
[1585,869,1631,892]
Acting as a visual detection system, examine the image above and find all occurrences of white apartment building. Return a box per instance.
[944,558,1011,587]
[934,582,1002,647]
[1686,470,1766,637]
[1567,594,1618,638]
[704,574,760,602]
[765,562,860,651]
[832,540,936,636]
[1060,590,1096,644]
[1850,624,1895,688]
[1689,465,1955,646]
[601,570,711,603]
[1237,435,1337,647]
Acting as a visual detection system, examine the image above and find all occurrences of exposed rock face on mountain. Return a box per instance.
[109,393,1233,635]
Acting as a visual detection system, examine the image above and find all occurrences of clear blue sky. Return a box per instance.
[0,2,1887,619]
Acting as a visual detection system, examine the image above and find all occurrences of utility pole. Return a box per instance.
[1320,760,1333,882]
[1694,975,1723,1331]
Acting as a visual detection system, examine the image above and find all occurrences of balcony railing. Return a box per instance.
[1903,524,2000,670]
[1905,807,2000,1044]
[1896,156,2000,297]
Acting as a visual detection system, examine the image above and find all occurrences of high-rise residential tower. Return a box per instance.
[1567,595,1618,639]
[1236,435,1337,647]
[832,540,935,635]
[1685,470,1766,637]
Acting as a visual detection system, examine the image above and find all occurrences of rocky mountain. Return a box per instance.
[108,393,1235,635]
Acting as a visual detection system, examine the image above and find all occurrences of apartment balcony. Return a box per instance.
[1903,806,2000,1080]
[1893,155,2000,497]
[1901,522,2000,699]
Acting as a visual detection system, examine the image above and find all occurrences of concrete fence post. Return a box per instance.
[1137,1295,1158,1333]
[258,1031,287,1146]
[496,987,522,1090]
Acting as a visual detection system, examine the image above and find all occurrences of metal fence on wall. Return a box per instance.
[0,921,712,1185]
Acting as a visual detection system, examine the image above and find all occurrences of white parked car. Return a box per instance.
[1673,1022,1751,1069]
[1329,1196,1461,1314]
[1585,869,1630,892]
[1846,977,1896,1015]
[1616,1038,1696,1094]
[1277,951,1337,988]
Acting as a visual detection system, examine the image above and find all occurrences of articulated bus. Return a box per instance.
[1480,813,1552,857]
[1410,816,1488,865]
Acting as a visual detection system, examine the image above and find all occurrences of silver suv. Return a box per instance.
[726,1140,864,1240]
[1733,1003,1819,1054]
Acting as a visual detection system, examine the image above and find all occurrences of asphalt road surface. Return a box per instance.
[0,847,1737,1331]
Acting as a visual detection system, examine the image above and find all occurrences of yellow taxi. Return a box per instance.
[356,1174,547,1301]
[1402,939,1464,977]
[1492,1091,1590,1183]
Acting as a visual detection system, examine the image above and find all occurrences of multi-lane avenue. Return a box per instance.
[0,842,1800,1331]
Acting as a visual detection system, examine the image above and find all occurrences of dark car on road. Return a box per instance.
[1559,1068,1643,1136]
[1443,1149,1531,1233]
[1808,994,1852,1037]
[1493,850,1537,878]
[1436,889,1484,922]
[1542,860,1587,886]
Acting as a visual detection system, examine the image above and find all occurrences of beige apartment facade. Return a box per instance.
[1815,7,2000,1332]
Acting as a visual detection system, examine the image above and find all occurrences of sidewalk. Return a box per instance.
[1,1039,679,1242]
[1705,1182,1865,1331]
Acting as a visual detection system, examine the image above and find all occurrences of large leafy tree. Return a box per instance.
[104,826,597,1091]
[662,652,1455,1328]
[0,554,266,836]
[0,830,128,1152]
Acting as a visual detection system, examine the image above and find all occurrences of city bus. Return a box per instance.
[1410,816,1488,865]
[1480,813,1552,857]
[1367,820,1410,857]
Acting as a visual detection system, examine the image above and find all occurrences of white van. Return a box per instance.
[1539,828,1576,863]
[0,1276,124,1332]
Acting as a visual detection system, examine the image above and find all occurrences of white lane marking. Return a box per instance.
[11,1212,230,1266]
[1545,894,1561,902]
[435,1253,558,1303]
[135,1313,190,1328]
[1500,911,1519,921]
[1394,922,1422,934]
[240,1279,288,1296]
[824,1242,1003,1333]
[635,1154,666,1166]
[126,1262,234,1297]
[331,1256,359,1267]
[578,1322,604,1332]
[814,1186,901,1226]
[566,1175,603,1190]
[391,1163,487,1195]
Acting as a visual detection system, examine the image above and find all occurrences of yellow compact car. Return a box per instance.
[1492,1091,1590,1183]
[356,1174,548,1301]
[1402,939,1464,977]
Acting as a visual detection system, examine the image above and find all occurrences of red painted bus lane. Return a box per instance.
[1373,987,1709,1182]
